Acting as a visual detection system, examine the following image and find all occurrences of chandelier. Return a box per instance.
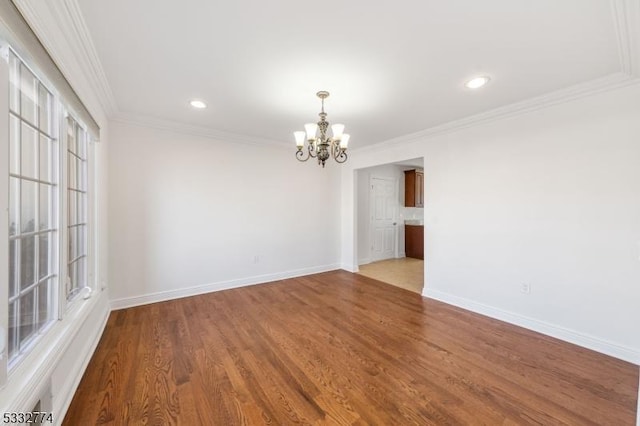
[294,91,350,167]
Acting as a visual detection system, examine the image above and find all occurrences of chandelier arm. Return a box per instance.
[296,149,310,162]
[308,142,318,158]
[330,140,340,159]
[335,150,348,164]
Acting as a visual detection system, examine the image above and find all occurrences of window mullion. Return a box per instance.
[58,110,69,317]
[88,139,95,290]
[33,78,40,338]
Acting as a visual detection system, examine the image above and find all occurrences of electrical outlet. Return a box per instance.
[521,283,531,294]
[253,255,260,264]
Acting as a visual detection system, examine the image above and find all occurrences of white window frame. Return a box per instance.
[4,46,60,369]
[0,43,97,381]
[0,42,10,386]
[60,113,95,311]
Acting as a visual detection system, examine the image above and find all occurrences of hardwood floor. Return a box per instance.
[357,258,424,294]
[64,271,638,425]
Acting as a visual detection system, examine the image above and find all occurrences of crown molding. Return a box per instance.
[111,111,290,149]
[10,0,640,150]
[57,0,118,115]
[355,1,640,153]
[354,72,639,155]
[611,0,640,77]
[13,0,118,118]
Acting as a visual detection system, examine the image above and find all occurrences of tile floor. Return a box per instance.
[357,257,424,294]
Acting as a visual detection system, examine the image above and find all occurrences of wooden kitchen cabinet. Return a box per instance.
[405,225,424,259]
[404,169,424,208]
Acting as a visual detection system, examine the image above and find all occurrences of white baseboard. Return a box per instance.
[424,288,640,365]
[110,264,341,310]
[358,257,371,266]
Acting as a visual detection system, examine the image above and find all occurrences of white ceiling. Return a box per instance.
[58,1,630,147]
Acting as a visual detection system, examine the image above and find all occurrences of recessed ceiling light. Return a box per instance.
[465,76,490,89]
[189,99,207,109]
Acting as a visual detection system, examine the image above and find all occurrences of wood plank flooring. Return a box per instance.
[63,271,638,425]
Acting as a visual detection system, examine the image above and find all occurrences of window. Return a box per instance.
[66,117,89,300]
[4,46,94,371]
[7,49,59,363]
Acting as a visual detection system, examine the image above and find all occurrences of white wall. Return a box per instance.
[108,121,341,308]
[356,168,370,264]
[341,83,640,363]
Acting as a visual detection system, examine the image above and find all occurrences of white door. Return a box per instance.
[370,177,397,262]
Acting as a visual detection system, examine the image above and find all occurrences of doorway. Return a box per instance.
[355,159,425,294]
